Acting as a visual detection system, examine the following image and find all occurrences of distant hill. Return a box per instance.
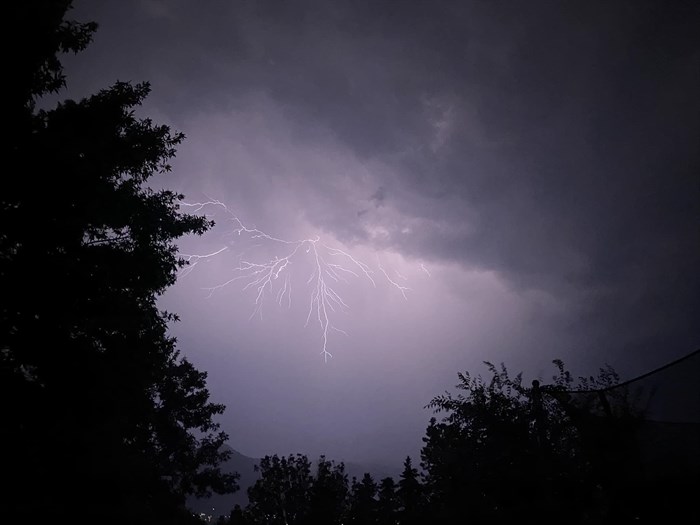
[187,446,399,518]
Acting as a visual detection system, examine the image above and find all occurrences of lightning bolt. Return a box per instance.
[420,263,431,277]
[178,199,421,361]
[377,256,411,300]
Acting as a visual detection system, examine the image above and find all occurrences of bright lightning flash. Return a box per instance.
[179,199,421,362]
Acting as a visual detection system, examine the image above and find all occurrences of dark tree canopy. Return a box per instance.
[245,454,350,525]
[420,361,648,525]
[2,2,237,524]
[395,456,425,525]
[246,454,314,525]
[348,473,378,524]
[239,456,407,525]
[376,476,399,525]
[9,1,97,112]
[307,455,350,525]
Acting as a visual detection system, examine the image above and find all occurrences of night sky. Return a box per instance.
[57,0,699,468]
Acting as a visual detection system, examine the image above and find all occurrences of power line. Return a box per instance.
[557,348,700,394]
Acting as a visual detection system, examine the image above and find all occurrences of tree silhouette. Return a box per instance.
[306,456,349,525]
[245,454,351,525]
[2,2,237,523]
[376,477,399,525]
[228,504,249,525]
[246,454,313,525]
[8,1,96,127]
[396,456,424,525]
[421,361,645,524]
[348,472,378,524]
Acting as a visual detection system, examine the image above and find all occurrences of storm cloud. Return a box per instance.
[58,0,699,466]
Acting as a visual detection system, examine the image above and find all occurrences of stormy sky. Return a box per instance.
[57,0,699,467]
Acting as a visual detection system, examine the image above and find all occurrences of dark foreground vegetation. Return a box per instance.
[2,3,696,525]
[215,354,698,525]
[3,3,236,524]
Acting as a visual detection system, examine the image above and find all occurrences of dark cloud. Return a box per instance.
[59,0,699,463]
[370,186,386,207]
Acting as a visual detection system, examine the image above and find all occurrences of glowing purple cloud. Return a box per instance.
[179,199,423,361]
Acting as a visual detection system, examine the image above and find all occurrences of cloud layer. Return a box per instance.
[59,0,699,464]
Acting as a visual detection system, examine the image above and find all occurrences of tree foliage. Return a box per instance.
[421,360,645,524]
[246,454,314,525]
[240,454,423,525]
[376,476,399,525]
[396,456,425,525]
[9,0,97,116]
[307,456,350,525]
[348,473,378,524]
[244,453,350,525]
[2,2,237,523]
